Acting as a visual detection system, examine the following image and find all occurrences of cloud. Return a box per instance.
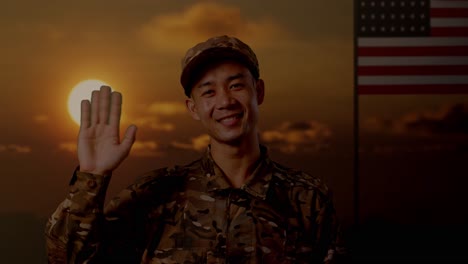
[171,134,210,152]
[132,101,186,132]
[0,144,32,154]
[58,140,163,157]
[147,102,186,115]
[58,142,76,153]
[364,103,468,137]
[58,140,164,157]
[33,114,49,124]
[130,140,163,157]
[261,121,332,153]
[365,143,462,155]
[138,2,288,52]
[133,117,175,132]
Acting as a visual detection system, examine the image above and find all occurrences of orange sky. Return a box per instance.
[1,0,467,232]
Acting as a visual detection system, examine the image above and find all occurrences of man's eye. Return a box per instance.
[202,90,214,96]
[230,83,244,89]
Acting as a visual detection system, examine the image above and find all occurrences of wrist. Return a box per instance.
[79,167,111,176]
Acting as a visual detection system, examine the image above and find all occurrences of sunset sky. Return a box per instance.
[1,0,467,261]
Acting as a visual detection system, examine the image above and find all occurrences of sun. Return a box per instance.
[68,79,110,126]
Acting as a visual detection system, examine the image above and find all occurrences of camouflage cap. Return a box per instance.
[180,35,260,97]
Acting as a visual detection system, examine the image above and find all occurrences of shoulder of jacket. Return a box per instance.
[116,162,196,205]
[270,160,330,196]
[131,158,203,190]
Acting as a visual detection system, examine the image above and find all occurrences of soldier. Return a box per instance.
[46,35,343,263]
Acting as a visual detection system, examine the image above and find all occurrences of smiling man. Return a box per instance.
[46,36,343,263]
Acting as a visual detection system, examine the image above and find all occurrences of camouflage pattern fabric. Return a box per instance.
[180,35,260,96]
[46,146,342,263]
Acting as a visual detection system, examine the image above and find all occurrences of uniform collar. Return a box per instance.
[200,145,273,200]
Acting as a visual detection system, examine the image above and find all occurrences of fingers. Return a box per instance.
[121,125,137,150]
[90,86,114,125]
[99,86,111,124]
[109,91,122,129]
[80,99,91,129]
[90,90,100,124]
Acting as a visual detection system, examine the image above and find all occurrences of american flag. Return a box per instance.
[356,0,468,94]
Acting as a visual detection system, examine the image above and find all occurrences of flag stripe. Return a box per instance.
[359,76,468,85]
[358,65,468,75]
[359,56,468,66]
[358,37,468,47]
[432,0,468,9]
[431,18,468,27]
[431,0,468,8]
[431,8,468,17]
[358,84,468,94]
[432,27,468,36]
[358,46,468,56]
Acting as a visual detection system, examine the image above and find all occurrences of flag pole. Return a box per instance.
[353,0,360,227]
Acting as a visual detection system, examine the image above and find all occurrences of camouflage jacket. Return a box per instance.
[46,147,341,263]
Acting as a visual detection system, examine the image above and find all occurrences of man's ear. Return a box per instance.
[185,98,201,121]
[255,79,265,105]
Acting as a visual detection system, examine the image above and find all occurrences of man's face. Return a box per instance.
[186,61,264,146]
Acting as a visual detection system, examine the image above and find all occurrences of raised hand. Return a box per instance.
[78,85,137,175]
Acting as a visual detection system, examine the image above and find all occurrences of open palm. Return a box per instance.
[78,86,137,175]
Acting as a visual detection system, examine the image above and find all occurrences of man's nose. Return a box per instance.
[216,89,236,109]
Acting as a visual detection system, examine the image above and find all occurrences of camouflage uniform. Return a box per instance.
[46,146,341,263]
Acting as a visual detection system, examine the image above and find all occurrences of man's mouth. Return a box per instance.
[216,112,244,125]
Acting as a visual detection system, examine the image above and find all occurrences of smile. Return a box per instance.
[216,112,243,125]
